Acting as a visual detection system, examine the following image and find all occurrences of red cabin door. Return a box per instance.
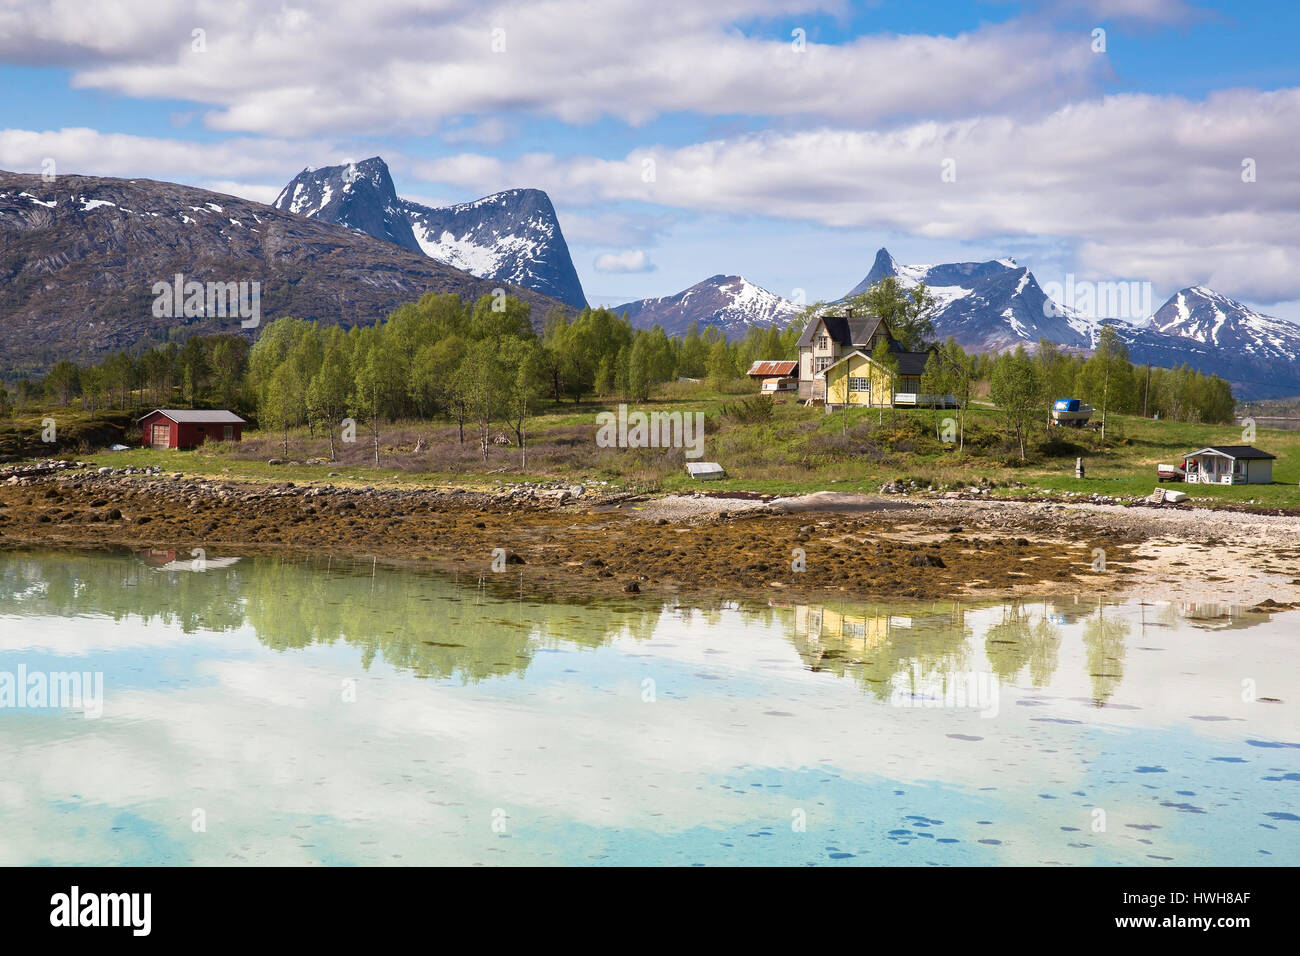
[151,423,170,449]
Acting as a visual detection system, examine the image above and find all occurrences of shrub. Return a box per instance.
[720,395,775,424]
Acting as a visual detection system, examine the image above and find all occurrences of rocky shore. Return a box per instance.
[2,461,1298,606]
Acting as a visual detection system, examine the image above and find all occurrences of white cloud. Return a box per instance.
[1043,0,1208,24]
[0,127,319,196]
[411,89,1300,303]
[0,1,1105,137]
[593,249,655,273]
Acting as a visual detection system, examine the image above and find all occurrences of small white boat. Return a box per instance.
[1050,398,1095,427]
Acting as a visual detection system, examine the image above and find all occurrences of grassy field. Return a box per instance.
[6,390,1300,509]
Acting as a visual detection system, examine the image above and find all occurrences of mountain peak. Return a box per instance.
[841,251,1093,351]
[275,160,587,308]
[1150,284,1290,344]
[273,156,417,251]
[614,275,800,338]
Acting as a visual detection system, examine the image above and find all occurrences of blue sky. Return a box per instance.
[1,0,1297,318]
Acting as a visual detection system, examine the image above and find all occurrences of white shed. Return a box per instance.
[686,462,726,480]
[1181,446,1275,485]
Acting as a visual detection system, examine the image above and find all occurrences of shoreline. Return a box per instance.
[3,468,1300,608]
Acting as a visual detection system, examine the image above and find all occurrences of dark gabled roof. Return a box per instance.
[796,311,889,348]
[818,347,936,378]
[894,351,933,377]
[1184,445,1275,460]
[137,409,246,425]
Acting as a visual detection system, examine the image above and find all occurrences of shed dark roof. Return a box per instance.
[818,347,935,378]
[138,409,246,424]
[895,351,932,377]
[1184,445,1275,460]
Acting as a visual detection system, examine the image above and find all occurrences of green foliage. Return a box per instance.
[990,346,1045,459]
[844,276,938,350]
[44,361,81,405]
[720,394,775,424]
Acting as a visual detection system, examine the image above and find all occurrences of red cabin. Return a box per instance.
[137,409,245,450]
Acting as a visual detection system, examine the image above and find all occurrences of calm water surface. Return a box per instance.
[1,548,1296,866]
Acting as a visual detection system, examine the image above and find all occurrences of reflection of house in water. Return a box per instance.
[1174,601,1267,631]
[794,604,893,650]
[137,549,243,573]
[790,602,971,697]
[138,548,244,572]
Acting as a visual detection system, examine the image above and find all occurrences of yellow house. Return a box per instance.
[819,349,916,407]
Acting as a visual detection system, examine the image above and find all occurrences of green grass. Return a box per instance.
[10,388,1300,509]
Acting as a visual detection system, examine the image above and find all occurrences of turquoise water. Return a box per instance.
[0,548,1295,866]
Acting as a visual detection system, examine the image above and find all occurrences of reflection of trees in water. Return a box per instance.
[783,601,972,700]
[0,550,246,634]
[0,550,1143,695]
[1082,601,1130,704]
[985,602,1062,687]
[0,550,663,685]
[241,556,668,682]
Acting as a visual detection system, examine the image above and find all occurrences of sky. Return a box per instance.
[1,0,1297,320]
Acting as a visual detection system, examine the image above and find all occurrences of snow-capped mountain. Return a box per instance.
[1146,285,1300,362]
[1107,287,1300,399]
[845,248,1096,350]
[613,275,803,338]
[0,169,569,374]
[400,189,586,309]
[274,157,420,252]
[843,249,1300,397]
[274,157,587,309]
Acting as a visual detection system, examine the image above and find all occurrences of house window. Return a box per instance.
[223,425,234,440]
[817,334,829,349]
[814,357,832,373]
[849,377,869,393]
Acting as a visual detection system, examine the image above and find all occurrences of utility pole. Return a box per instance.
[1142,363,1151,418]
